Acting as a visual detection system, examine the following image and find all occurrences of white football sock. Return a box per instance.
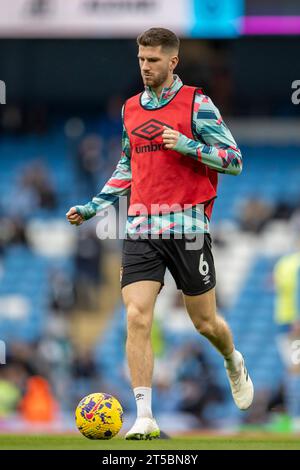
[133,387,153,418]
[224,348,242,372]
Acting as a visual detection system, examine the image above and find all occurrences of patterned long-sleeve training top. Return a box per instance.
[76,75,242,235]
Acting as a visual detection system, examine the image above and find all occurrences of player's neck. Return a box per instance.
[152,75,174,99]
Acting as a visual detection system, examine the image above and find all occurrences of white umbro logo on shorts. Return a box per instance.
[203,275,211,284]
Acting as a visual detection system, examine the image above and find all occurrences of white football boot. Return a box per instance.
[125,417,160,440]
[225,351,254,411]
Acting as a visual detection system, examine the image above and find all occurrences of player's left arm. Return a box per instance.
[162,91,242,175]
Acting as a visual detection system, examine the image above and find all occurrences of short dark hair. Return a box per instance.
[137,28,180,52]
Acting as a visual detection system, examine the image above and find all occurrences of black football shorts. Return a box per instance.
[120,234,216,296]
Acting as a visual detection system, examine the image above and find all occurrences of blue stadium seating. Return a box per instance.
[1,131,299,422]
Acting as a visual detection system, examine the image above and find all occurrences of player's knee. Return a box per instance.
[195,320,216,337]
[126,304,151,334]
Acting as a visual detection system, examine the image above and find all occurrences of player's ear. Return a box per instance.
[170,55,179,71]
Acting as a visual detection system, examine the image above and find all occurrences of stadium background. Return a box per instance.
[0,0,300,438]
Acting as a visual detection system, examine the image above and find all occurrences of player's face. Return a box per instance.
[138,45,178,89]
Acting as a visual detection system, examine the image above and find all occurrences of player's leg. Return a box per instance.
[183,287,234,357]
[122,280,161,439]
[183,288,254,410]
[123,280,160,389]
[276,323,300,432]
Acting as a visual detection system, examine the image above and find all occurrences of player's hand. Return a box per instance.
[162,126,180,150]
[66,207,84,226]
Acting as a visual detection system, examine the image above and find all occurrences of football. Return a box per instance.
[75,393,123,440]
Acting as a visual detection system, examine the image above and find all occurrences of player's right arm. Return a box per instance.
[66,106,131,226]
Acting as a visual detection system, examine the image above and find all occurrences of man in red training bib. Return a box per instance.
[67,27,253,440]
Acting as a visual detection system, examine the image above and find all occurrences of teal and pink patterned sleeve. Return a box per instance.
[174,91,242,175]
[75,107,132,220]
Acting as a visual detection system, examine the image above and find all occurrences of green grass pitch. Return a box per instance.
[0,434,299,450]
